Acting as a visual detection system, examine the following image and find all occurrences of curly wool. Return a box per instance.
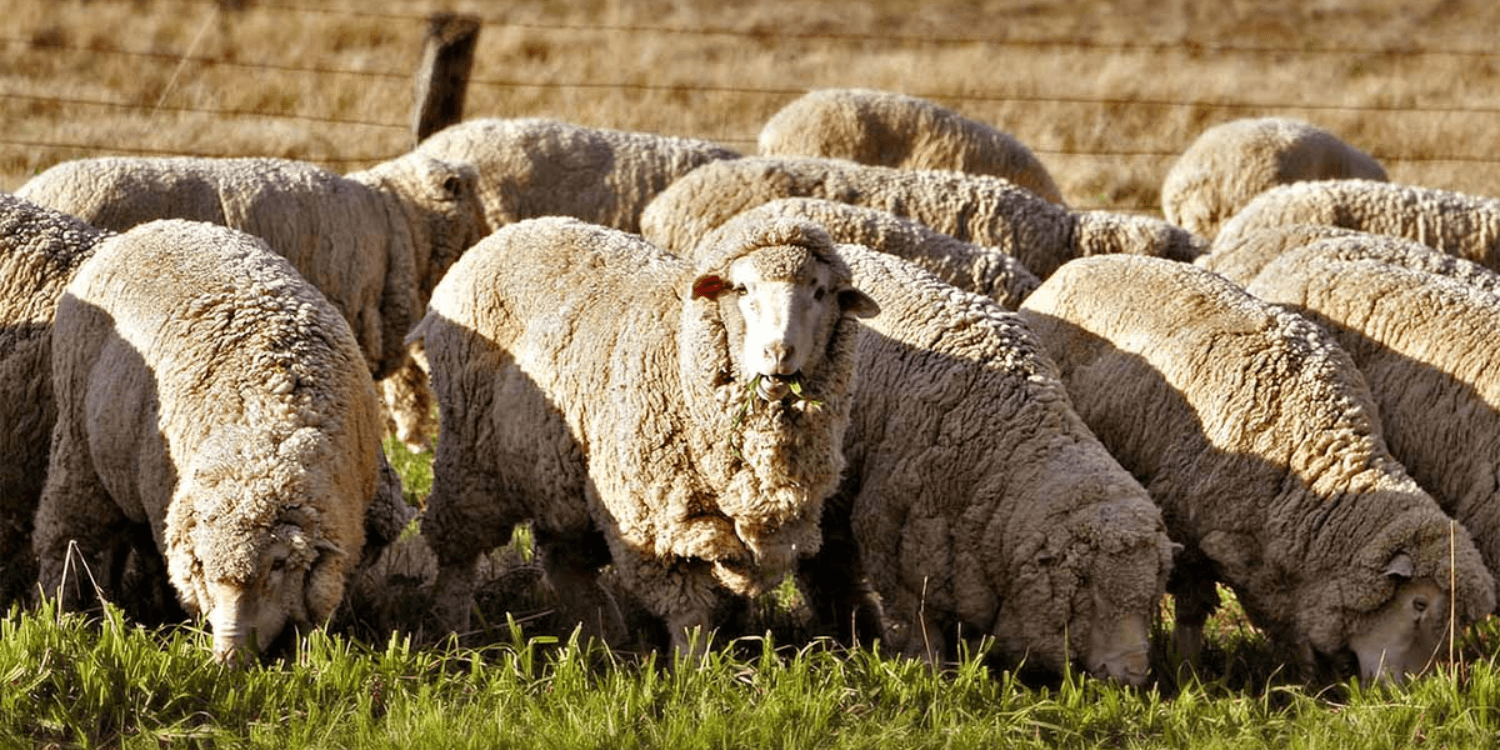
[1018,255,1494,673]
[758,88,1065,205]
[639,156,1205,279]
[1213,228,1500,291]
[1246,248,1500,604]
[416,117,741,233]
[0,193,112,608]
[697,197,1040,309]
[1162,117,1387,240]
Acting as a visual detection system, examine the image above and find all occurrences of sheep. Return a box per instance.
[639,156,1206,280]
[1202,224,1500,290]
[1245,248,1500,607]
[0,192,112,609]
[696,197,1040,309]
[757,88,1065,205]
[778,241,1176,684]
[413,216,879,654]
[34,219,394,663]
[15,150,487,453]
[415,116,741,233]
[1161,117,1387,241]
[1016,254,1495,684]
[1213,179,1500,268]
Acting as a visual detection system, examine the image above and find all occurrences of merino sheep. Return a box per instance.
[639,157,1206,280]
[1203,225,1500,290]
[35,219,394,663]
[415,116,741,233]
[15,150,486,452]
[696,197,1040,309]
[0,192,112,609]
[414,216,879,654]
[1161,117,1387,241]
[757,88,1065,205]
[1245,249,1500,606]
[1017,255,1494,684]
[1213,179,1500,268]
[784,242,1176,684]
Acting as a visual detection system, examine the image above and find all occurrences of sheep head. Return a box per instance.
[1345,553,1449,685]
[204,522,345,665]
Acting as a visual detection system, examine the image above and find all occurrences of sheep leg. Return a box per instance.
[795,504,883,647]
[1166,560,1221,673]
[379,353,436,454]
[430,557,480,636]
[32,430,127,612]
[532,525,625,648]
[0,500,38,609]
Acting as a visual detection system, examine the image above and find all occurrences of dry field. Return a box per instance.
[1,0,1497,215]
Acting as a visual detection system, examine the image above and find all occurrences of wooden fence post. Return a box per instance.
[412,12,481,146]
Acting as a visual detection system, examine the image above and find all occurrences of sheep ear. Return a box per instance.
[838,288,880,318]
[1383,552,1414,581]
[692,274,728,300]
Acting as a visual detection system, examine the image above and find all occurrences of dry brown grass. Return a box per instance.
[2,0,1496,211]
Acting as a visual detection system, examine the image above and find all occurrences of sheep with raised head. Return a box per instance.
[1203,224,1500,290]
[1213,179,1500,268]
[0,192,112,609]
[697,197,1040,309]
[1017,254,1494,684]
[35,219,395,663]
[413,216,878,654]
[15,150,486,452]
[1245,247,1500,607]
[757,88,1065,205]
[640,157,1205,280]
[1161,117,1387,241]
[416,116,741,233]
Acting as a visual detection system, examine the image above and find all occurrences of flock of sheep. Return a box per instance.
[5,86,1500,687]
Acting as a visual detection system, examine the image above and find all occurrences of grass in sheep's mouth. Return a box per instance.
[731,374,820,459]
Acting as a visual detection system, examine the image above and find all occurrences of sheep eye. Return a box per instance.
[1412,596,1428,613]
[813,287,827,301]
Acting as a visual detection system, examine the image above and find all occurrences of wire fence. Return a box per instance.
[4,1,1498,206]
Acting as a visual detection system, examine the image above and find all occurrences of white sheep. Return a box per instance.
[1161,117,1387,241]
[785,242,1176,684]
[1213,179,1500,268]
[757,88,1065,205]
[1203,224,1500,290]
[1017,254,1495,684]
[639,156,1206,280]
[415,116,741,233]
[1245,247,1500,607]
[0,192,112,609]
[15,150,487,452]
[35,219,394,663]
[412,216,879,654]
[696,197,1040,309]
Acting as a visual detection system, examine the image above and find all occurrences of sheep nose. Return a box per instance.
[764,342,796,374]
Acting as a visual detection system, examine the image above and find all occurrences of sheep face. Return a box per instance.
[1346,554,1449,685]
[203,523,342,664]
[693,244,878,402]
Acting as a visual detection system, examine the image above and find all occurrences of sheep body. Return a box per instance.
[0,193,112,608]
[414,216,877,652]
[1204,225,1500,290]
[1017,254,1494,683]
[1246,248,1500,605]
[1162,117,1387,240]
[35,219,391,662]
[416,117,740,233]
[757,88,1065,205]
[639,156,1205,279]
[698,197,1040,309]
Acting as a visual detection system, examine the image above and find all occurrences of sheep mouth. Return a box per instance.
[756,374,794,401]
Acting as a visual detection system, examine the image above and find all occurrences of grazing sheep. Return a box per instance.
[1246,249,1500,606]
[757,88,1065,205]
[35,220,392,663]
[415,116,741,233]
[1162,117,1387,241]
[789,243,1175,684]
[639,156,1205,279]
[15,150,486,452]
[697,197,1040,309]
[0,192,112,609]
[1204,225,1500,290]
[1017,255,1494,684]
[414,216,878,653]
[1213,179,1500,268]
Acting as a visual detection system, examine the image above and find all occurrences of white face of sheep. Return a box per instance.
[694,248,877,402]
[1347,553,1449,685]
[205,525,338,665]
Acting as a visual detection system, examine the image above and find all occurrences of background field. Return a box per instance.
[6,0,1500,746]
